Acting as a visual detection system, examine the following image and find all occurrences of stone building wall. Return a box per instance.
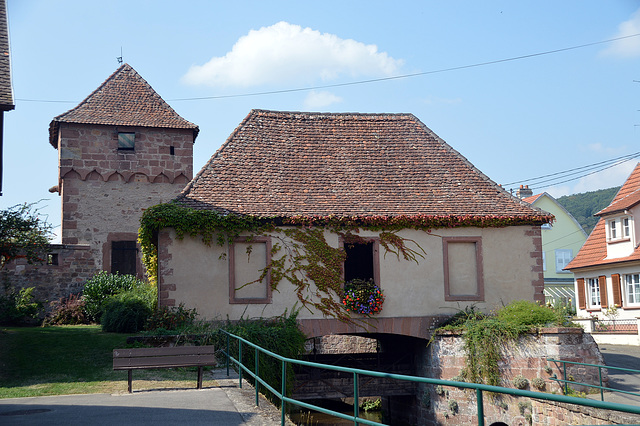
[0,244,97,310]
[55,123,194,276]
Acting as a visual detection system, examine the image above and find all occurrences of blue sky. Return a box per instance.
[4,1,640,240]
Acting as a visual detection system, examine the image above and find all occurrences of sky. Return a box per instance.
[3,0,640,241]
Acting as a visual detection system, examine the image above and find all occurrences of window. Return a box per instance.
[623,217,630,238]
[443,237,484,301]
[625,273,640,305]
[343,239,379,285]
[542,251,546,272]
[608,219,617,240]
[587,277,601,308]
[541,223,552,230]
[555,249,573,273]
[118,132,135,150]
[47,253,59,266]
[111,241,137,275]
[229,237,271,304]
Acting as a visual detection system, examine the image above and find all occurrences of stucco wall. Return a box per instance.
[158,225,543,327]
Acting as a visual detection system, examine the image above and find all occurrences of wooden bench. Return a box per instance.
[113,346,217,393]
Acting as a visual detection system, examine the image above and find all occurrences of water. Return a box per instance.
[289,399,383,425]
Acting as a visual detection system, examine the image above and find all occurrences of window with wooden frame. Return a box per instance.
[229,237,272,304]
[443,237,484,301]
[343,238,380,285]
[582,276,607,310]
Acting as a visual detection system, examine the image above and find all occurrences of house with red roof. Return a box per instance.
[522,192,587,308]
[154,109,552,335]
[566,163,640,325]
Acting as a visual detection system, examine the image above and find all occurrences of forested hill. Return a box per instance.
[556,187,620,235]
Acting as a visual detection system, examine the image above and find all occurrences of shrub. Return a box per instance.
[100,295,152,333]
[82,271,148,322]
[512,374,529,389]
[145,303,197,331]
[496,300,558,327]
[43,293,88,326]
[0,285,43,325]
[532,376,546,390]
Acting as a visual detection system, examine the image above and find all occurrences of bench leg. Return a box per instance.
[197,366,203,389]
[128,370,132,393]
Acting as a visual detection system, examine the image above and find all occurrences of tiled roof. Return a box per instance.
[522,193,543,204]
[596,163,640,216]
[0,0,14,110]
[176,109,549,220]
[49,63,198,147]
[566,162,640,270]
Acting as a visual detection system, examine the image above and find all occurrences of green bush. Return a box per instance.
[0,285,43,325]
[220,310,306,405]
[496,300,558,327]
[145,303,197,332]
[82,271,148,322]
[100,296,152,333]
[43,293,88,326]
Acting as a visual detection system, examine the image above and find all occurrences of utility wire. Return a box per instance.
[15,32,640,104]
[503,151,640,186]
[506,154,640,192]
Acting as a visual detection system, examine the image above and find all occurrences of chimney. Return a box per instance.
[516,184,533,199]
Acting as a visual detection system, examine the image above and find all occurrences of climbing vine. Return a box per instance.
[139,202,549,321]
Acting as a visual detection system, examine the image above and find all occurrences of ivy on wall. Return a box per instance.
[139,202,549,321]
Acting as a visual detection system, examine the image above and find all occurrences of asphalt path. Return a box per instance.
[596,344,640,406]
[0,370,291,426]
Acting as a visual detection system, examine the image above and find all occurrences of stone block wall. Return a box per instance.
[0,244,98,311]
[412,328,640,426]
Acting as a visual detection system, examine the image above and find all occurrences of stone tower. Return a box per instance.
[48,63,198,277]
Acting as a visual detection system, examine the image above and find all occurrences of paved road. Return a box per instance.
[595,344,640,406]
[0,370,292,426]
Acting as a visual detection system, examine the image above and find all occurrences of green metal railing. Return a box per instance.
[547,357,640,402]
[222,330,640,426]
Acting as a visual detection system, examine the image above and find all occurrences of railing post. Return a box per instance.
[563,361,568,394]
[599,365,604,401]
[226,333,230,376]
[255,347,260,407]
[239,341,243,389]
[476,388,484,426]
[353,372,359,425]
[281,359,287,426]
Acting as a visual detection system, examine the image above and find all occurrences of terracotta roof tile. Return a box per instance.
[49,64,198,147]
[596,163,640,216]
[567,162,640,270]
[177,110,548,220]
[522,193,543,204]
[0,0,14,111]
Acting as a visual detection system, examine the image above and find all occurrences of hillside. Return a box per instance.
[556,187,620,235]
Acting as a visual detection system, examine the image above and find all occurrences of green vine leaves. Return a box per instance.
[139,202,548,322]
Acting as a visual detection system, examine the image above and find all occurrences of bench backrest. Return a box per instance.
[113,346,217,369]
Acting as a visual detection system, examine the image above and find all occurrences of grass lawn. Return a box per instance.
[0,325,218,398]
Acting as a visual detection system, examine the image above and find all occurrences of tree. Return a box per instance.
[0,203,53,268]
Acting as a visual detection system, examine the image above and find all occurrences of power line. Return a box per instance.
[506,153,640,193]
[15,32,640,104]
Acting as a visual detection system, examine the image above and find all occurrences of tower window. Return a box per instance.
[118,132,135,150]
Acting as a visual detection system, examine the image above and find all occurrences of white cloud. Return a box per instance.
[601,8,640,57]
[303,90,343,109]
[182,21,403,88]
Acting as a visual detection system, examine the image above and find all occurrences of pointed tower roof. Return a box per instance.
[49,63,198,147]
